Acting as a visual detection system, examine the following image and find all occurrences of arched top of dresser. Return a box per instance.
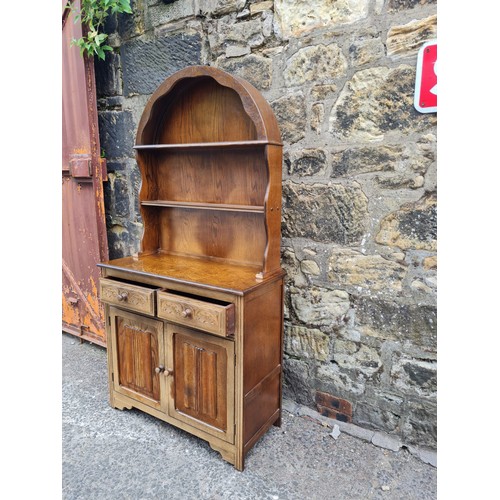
[135,65,282,146]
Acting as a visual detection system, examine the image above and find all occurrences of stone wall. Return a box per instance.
[95,0,437,450]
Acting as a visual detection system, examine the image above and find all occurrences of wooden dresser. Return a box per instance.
[98,66,284,471]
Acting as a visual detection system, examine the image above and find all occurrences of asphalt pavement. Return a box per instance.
[62,332,437,500]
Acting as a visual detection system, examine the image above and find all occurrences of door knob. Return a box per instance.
[155,365,165,374]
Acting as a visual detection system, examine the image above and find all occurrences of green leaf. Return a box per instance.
[68,0,132,61]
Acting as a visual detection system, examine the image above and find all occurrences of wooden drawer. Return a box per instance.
[157,290,235,337]
[99,278,158,315]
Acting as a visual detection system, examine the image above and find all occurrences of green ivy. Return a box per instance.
[66,0,132,60]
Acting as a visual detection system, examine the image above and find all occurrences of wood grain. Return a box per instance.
[110,308,164,410]
[167,324,234,441]
[99,253,285,294]
[157,290,235,337]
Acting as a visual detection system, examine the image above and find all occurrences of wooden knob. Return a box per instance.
[155,365,165,374]
[165,368,174,376]
[117,291,128,301]
[181,308,192,318]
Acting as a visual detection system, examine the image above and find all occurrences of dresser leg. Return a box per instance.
[110,392,133,410]
[235,452,245,472]
[272,410,282,428]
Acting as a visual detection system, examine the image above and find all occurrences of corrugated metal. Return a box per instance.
[62,0,109,346]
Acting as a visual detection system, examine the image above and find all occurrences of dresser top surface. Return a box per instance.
[98,253,284,294]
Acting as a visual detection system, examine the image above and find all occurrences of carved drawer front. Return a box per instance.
[157,291,235,338]
[100,278,158,315]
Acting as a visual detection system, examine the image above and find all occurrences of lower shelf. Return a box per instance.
[141,200,265,213]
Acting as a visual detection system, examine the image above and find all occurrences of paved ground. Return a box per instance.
[62,333,437,500]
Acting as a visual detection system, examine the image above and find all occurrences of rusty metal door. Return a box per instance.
[62,0,109,346]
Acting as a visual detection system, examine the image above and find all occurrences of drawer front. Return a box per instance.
[157,291,235,337]
[100,278,156,315]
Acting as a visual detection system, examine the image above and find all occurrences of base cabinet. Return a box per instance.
[109,306,234,442]
[101,272,284,471]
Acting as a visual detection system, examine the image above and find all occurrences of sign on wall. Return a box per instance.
[414,40,437,113]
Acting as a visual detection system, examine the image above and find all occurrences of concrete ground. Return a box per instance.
[62,333,437,500]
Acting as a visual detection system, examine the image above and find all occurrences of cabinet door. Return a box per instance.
[109,307,166,411]
[166,324,234,444]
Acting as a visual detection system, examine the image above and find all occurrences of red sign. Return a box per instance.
[414,40,437,113]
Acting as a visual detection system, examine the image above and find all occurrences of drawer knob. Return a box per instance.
[117,291,128,301]
[181,308,192,318]
[155,365,165,374]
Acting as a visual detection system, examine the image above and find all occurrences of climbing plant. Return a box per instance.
[66,0,132,60]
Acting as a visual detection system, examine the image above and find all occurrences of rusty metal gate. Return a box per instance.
[62,0,109,346]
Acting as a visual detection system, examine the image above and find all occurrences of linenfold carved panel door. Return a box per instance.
[62,0,109,345]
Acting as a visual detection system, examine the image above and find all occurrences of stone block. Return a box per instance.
[94,51,122,98]
[225,45,250,58]
[300,259,320,276]
[290,287,350,328]
[389,0,436,10]
[107,173,130,219]
[284,325,330,361]
[386,15,438,60]
[407,445,437,467]
[376,191,437,251]
[199,0,246,16]
[218,54,272,91]
[371,431,402,451]
[284,43,347,87]
[348,37,385,67]
[375,173,424,189]
[402,400,437,448]
[316,363,366,396]
[333,341,382,377]
[390,354,437,398]
[329,66,436,141]
[331,145,402,178]
[146,0,197,28]
[338,421,375,442]
[355,400,401,433]
[209,18,264,56]
[106,221,143,260]
[423,255,437,270]
[328,248,406,294]
[98,110,135,159]
[287,149,327,176]
[274,0,370,39]
[354,296,437,347]
[282,182,368,244]
[121,33,202,96]
[270,95,306,144]
[282,357,314,406]
[250,1,274,15]
[310,104,325,134]
[117,0,145,40]
[311,84,338,102]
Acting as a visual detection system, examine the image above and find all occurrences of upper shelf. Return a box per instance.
[141,200,265,213]
[134,140,282,152]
